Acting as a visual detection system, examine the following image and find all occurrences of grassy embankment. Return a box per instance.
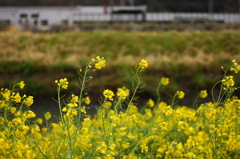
[0,28,240,104]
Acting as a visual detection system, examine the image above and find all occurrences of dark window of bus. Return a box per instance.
[73,21,80,25]
[41,20,48,26]
[20,13,28,18]
[31,14,39,18]
[0,20,11,25]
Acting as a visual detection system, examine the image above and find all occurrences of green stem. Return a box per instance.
[114,98,122,115]
[77,63,90,126]
[193,94,200,109]
[235,106,239,138]
[215,65,231,105]
[211,81,221,104]
[155,82,162,107]
[65,119,73,159]
[57,86,65,125]
[171,94,177,108]
[126,66,142,114]
[101,99,107,136]
[29,136,48,159]
[45,117,49,130]
[73,63,94,152]
[139,104,148,114]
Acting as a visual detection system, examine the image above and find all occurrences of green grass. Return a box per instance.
[0,29,240,101]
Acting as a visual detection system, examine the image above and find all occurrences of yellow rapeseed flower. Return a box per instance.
[209,124,217,133]
[140,143,148,153]
[109,143,116,151]
[24,96,34,107]
[92,56,106,70]
[95,60,106,69]
[35,118,43,125]
[44,111,51,120]
[66,109,78,118]
[12,117,22,126]
[147,99,155,108]
[139,59,148,69]
[122,142,130,149]
[80,106,86,114]
[55,78,69,89]
[62,107,67,112]
[178,121,189,130]
[24,110,36,119]
[199,90,208,98]
[116,87,130,100]
[96,142,107,154]
[11,92,21,103]
[84,96,91,105]
[1,89,11,101]
[67,102,78,108]
[19,81,25,89]
[164,106,173,116]
[0,117,4,125]
[0,100,7,109]
[230,59,240,74]
[71,94,78,103]
[103,101,112,109]
[185,152,196,158]
[128,105,138,114]
[9,106,16,114]
[161,77,169,86]
[176,91,185,99]
[103,89,114,101]
[160,122,168,131]
[222,76,234,87]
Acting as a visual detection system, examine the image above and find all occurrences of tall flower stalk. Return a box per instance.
[126,59,148,114]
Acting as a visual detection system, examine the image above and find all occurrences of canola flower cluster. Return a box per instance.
[0,58,240,159]
[91,56,106,70]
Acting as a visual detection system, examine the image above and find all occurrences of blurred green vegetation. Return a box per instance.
[0,29,240,104]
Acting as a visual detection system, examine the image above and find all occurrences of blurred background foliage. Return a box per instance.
[1,28,240,106]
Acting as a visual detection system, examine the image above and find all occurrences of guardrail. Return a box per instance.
[73,12,240,23]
